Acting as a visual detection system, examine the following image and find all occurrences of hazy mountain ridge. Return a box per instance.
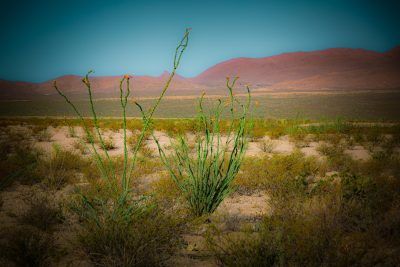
[1,46,399,100]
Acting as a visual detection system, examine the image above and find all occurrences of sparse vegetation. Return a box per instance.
[36,129,52,142]
[0,29,399,267]
[19,194,64,232]
[0,116,399,265]
[102,136,116,151]
[235,151,323,194]
[257,138,275,153]
[75,199,182,267]
[208,143,400,266]
[0,226,60,266]
[37,145,87,189]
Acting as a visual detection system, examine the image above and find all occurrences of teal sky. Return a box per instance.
[1,0,399,82]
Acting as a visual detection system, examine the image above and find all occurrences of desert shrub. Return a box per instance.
[102,137,115,151]
[36,145,88,189]
[127,132,139,148]
[73,139,90,155]
[257,138,275,153]
[125,119,144,131]
[235,151,322,194]
[139,144,154,158]
[69,178,183,267]
[67,124,77,138]
[264,121,287,139]
[0,142,41,189]
[0,140,12,161]
[76,202,181,267]
[130,157,163,181]
[209,165,400,266]
[317,143,355,172]
[154,119,194,136]
[83,130,96,144]
[0,225,60,267]
[344,149,400,187]
[19,194,64,232]
[35,129,52,142]
[155,77,252,216]
[151,174,180,203]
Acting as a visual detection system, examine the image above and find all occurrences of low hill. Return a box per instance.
[1,46,399,100]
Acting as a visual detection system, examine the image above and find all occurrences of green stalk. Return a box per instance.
[82,71,116,180]
[119,76,130,191]
[154,77,252,216]
[126,28,190,189]
[53,81,109,182]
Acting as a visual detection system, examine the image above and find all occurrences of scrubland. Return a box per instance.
[0,118,399,266]
[1,29,399,266]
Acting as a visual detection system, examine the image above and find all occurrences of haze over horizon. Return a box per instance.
[1,0,399,83]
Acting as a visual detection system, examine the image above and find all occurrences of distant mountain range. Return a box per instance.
[1,46,400,100]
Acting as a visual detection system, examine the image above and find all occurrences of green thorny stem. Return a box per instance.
[120,76,130,191]
[125,28,190,191]
[53,81,111,183]
[82,71,116,181]
[54,28,190,200]
[153,77,252,215]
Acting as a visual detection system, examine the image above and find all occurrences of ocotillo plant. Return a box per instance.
[54,28,190,224]
[154,77,252,216]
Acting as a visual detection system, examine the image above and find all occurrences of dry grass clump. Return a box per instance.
[317,143,356,172]
[127,132,139,148]
[76,206,182,267]
[128,132,153,156]
[150,174,182,205]
[1,140,92,190]
[131,156,163,177]
[73,139,90,155]
[19,194,64,232]
[139,144,154,158]
[67,124,77,138]
[0,225,60,267]
[68,179,183,267]
[35,129,52,142]
[257,138,275,153]
[102,136,116,151]
[0,141,41,189]
[0,194,64,267]
[235,151,322,194]
[36,145,90,189]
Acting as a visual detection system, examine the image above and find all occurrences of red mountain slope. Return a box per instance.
[1,46,399,100]
[192,47,400,90]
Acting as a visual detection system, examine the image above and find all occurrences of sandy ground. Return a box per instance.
[0,124,385,164]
